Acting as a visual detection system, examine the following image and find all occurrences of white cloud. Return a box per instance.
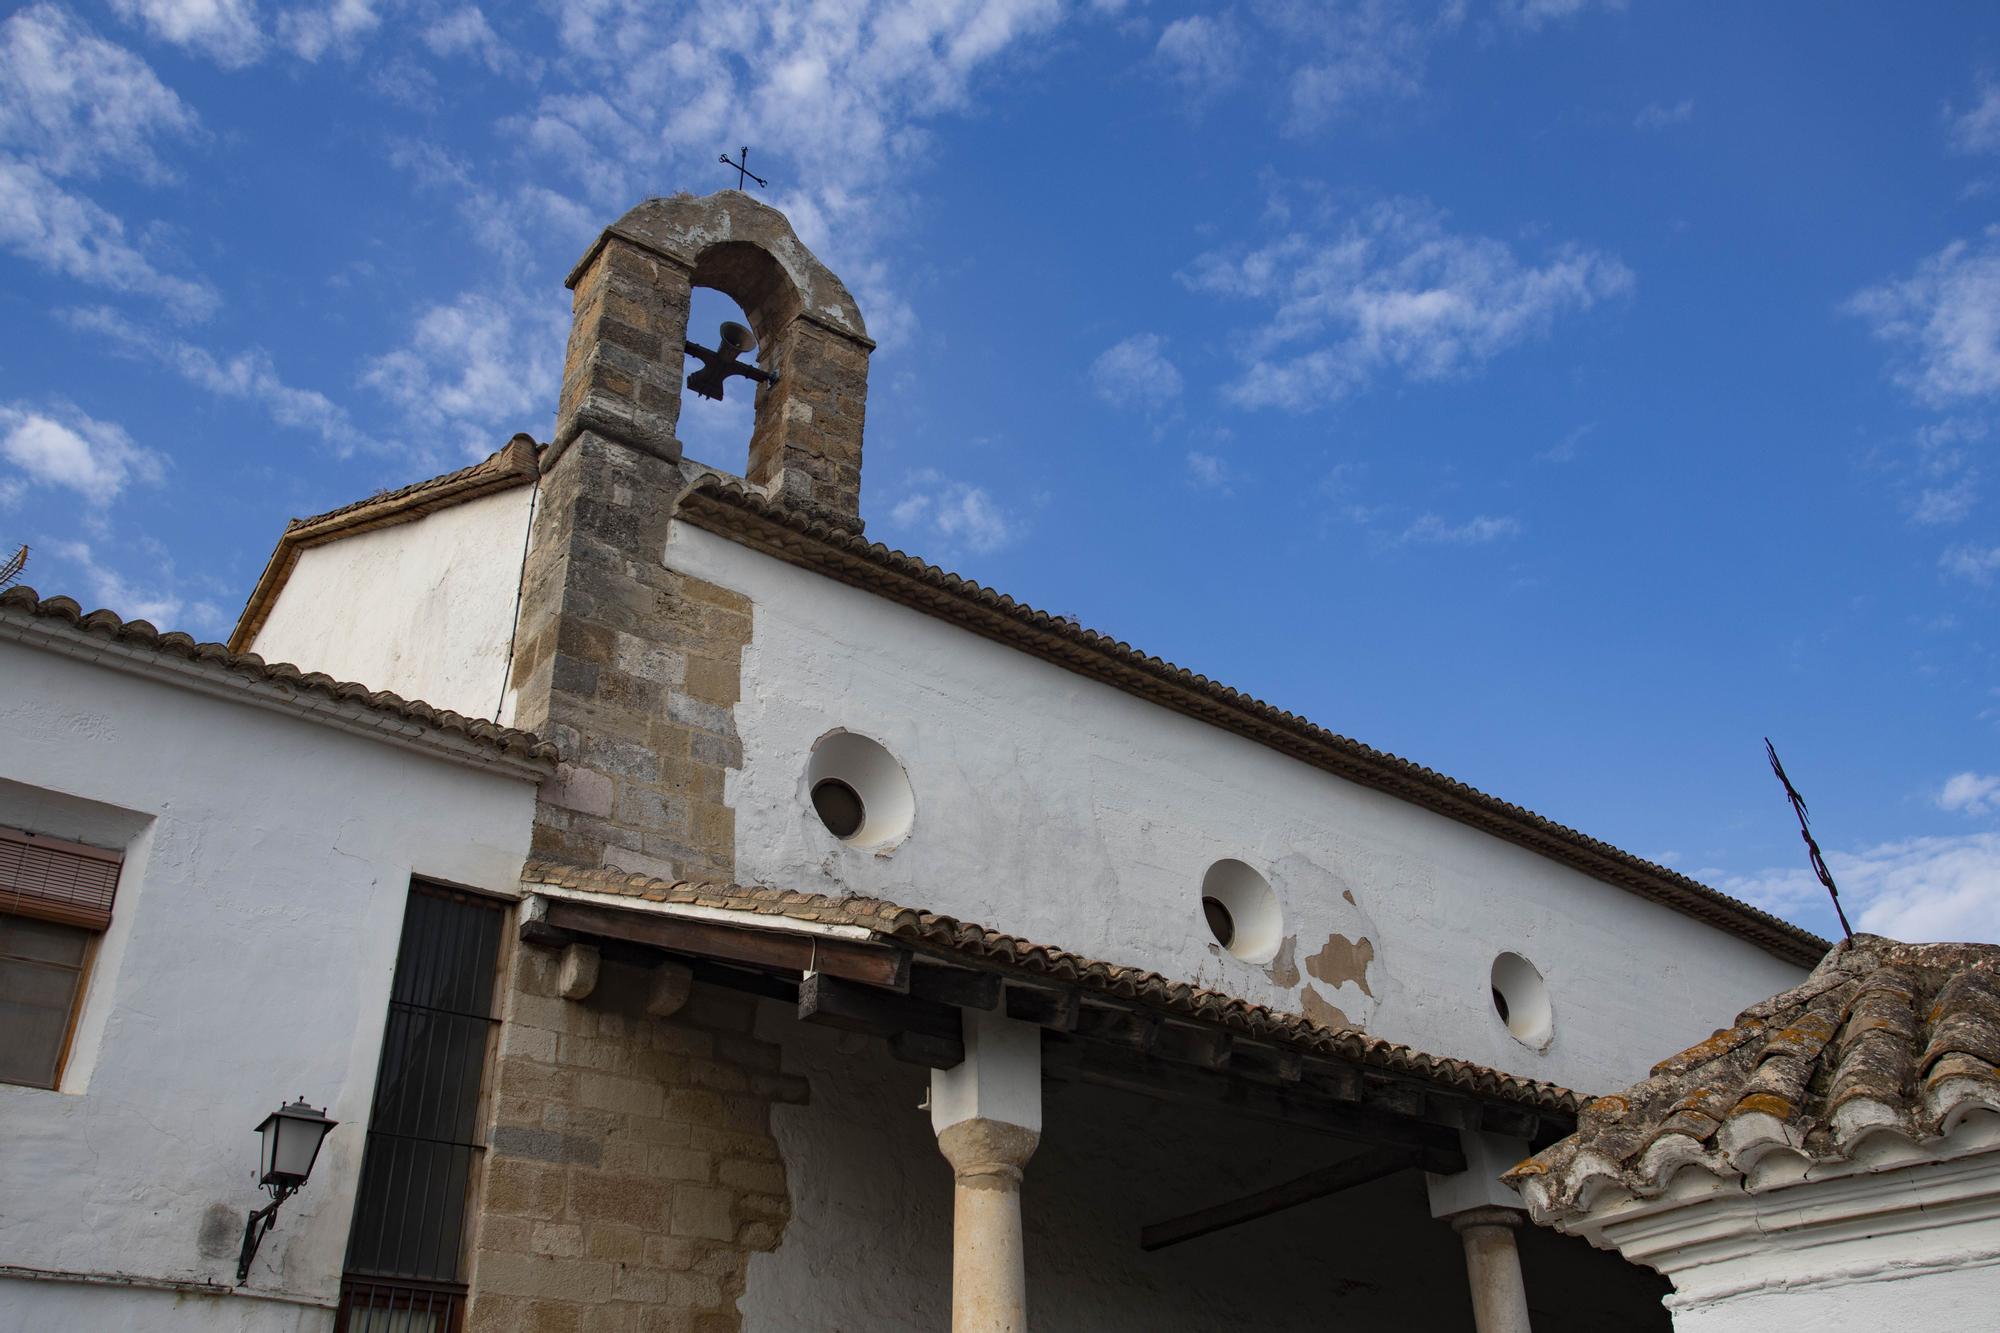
[63,305,382,456]
[423,6,517,75]
[0,4,197,180]
[277,0,379,60]
[1724,834,2000,945]
[1911,476,1978,526]
[0,402,164,501]
[44,537,221,631]
[1185,196,1632,409]
[1091,333,1183,410]
[1185,450,1231,493]
[1501,0,1624,28]
[0,158,217,315]
[885,469,1018,555]
[109,0,262,68]
[1154,15,1244,101]
[1536,420,1595,463]
[1634,99,1694,130]
[1269,0,1462,133]
[1941,543,2000,584]
[1940,772,2000,817]
[362,290,565,460]
[0,11,212,315]
[1848,228,2000,407]
[1948,77,2000,155]
[1399,512,1521,545]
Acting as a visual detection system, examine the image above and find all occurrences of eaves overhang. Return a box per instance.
[3,588,559,781]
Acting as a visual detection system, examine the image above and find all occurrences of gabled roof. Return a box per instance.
[3,587,558,772]
[523,860,1582,1116]
[675,472,1828,969]
[228,434,542,652]
[1506,934,2000,1221]
[229,443,1829,969]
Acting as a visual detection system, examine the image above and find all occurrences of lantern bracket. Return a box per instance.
[236,1182,298,1283]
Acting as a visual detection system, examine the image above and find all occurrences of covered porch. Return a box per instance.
[506,865,1670,1330]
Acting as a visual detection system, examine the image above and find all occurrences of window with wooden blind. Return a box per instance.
[0,826,123,1089]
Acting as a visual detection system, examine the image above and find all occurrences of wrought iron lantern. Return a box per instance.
[238,1098,337,1282]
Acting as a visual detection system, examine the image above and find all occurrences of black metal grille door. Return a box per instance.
[337,885,504,1330]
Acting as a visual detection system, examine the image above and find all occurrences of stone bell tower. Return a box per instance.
[508,190,874,882]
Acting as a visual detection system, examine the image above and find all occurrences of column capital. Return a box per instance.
[937,1117,1040,1189]
[1449,1206,1526,1234]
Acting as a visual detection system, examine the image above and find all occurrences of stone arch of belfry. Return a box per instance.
[554,189,874,527]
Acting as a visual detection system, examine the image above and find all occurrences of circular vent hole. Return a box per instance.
[805,731,915,850]
[811,778,865,840]
[1490,952,1552,1048]
[1202,896,1236,950]
[1199,860,1281,964]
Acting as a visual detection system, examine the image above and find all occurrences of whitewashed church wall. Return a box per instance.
[666,524,1805,1098]
[740,1001,1672,1331]
[0,638,539,1331]
[249,485,533,721]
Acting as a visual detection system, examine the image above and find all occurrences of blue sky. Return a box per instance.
[3,0,1997,944]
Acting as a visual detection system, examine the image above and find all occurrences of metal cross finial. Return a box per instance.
[1764,738,1855,944]
[720,146,767,190]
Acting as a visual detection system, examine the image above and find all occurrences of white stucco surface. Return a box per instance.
[666,523,1806,1097]
[0,636,539,1331]
[249,484,533,720]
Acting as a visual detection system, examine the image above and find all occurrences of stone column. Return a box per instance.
[1451,1207,1533,1333]
[930,1008,1042,1333]
[936,1116,1038,1333]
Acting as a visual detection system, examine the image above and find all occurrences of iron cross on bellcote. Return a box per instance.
[720,146,767,190]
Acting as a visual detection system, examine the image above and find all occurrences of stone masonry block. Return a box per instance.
[670,1186,736,1242]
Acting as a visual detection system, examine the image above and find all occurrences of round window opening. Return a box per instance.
[1200,860,1281,965]
[1490,952,1552,1048]
[805,731,915,851]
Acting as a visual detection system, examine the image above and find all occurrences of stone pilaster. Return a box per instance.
[744,314,871,527]
[464,948,806,1333]
[508,433,749,883]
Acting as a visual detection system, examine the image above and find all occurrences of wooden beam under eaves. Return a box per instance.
[1138,1147,1417,1251]
[526,895,911,992]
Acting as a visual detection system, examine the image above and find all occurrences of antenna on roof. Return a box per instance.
[0,544,25,591]
[1763,738,1854,945]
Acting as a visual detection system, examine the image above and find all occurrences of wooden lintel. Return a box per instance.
[798,972,963,1069]
[1428,1094,1481,1133]
[1138,1147,1417,1251]
[1045,1045,1463,1171]
[1364,1077,1427,1119]
[1155,1022,1231,1069]
[538,898,909,992]
[1003,983,1080,1031]
[1478,1103,1541,1140]
[1301,1061,1363,1103]
[1074,1004,1160,1053]
[908,963,1002,1011]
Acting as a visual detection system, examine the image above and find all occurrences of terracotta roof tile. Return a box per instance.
[675,473,1828,970]
[523,859,1581,1115]
[3,586,559,765]
[1506,935,2000,1219]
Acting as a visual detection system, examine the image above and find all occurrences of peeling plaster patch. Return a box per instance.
[1300,984,1352,1031]
[1306,933,1376,998]
[1264,933,1300,988]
